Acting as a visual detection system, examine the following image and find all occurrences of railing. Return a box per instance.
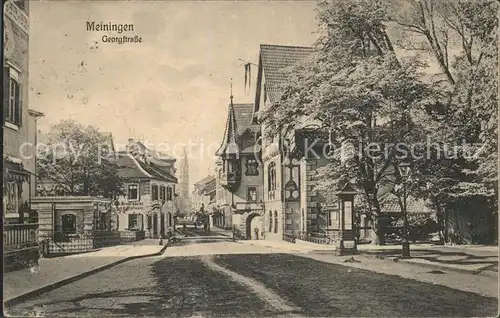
[119,230,146,242]
[4,223,40,272]
[283,230,296,243]
[39,230,139,256]
[296,231,338,245]
[4,223,39,251]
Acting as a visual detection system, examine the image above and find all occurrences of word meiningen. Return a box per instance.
[86,21,134,34]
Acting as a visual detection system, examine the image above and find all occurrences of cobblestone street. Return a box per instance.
[5,238,498,317]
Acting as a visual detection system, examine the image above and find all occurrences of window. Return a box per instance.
[147,215,152,229]
[167,186,173,201]
[268,210,272,233]
[246,158,259,176]
[128,214,142,230]
[267,162,276,199]
[274,210,279,233]
[5,67,22,127]
[5,182,19,213]
[127,184,138,200]
[152,184,159,201]
[160,186,166,201]
[61,214,77,234]
[247,187,257,202]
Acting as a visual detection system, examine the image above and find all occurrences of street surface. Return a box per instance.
[5,234,498,317]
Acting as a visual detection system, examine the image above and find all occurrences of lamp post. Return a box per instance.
[398,162,411,258]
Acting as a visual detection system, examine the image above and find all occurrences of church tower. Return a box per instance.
[178,147,191,214]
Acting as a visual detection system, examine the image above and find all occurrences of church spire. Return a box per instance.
[230,77,234,106]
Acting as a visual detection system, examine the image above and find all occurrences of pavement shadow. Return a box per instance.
[365,249,498,271]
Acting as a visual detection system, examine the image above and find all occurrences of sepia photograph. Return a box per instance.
[2,0,499,316]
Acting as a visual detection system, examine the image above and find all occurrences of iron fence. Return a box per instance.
[39,230,145,257]
[296,231,338,245]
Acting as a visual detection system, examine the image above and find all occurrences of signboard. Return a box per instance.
[344,201,352,230]
[343,240,355,248]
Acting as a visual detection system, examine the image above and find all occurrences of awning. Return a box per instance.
[4,160,30,183]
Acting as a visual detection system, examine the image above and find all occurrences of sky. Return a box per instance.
[29,1,318,188]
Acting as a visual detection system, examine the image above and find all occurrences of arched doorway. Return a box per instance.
[246,213,262,240]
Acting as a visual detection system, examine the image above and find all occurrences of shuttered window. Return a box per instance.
[4,66,22,127]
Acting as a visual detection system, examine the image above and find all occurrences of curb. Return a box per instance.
[359,251,498,278]
[4,240,171,308]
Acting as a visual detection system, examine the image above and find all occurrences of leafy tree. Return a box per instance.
[392,0,498,242]
[37,119,124,198]
[262,0,441,244]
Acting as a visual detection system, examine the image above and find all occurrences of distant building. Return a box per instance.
[192,175,216,213]
[214,97,263,237]
[113,139,178,238]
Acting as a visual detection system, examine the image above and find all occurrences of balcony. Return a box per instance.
[219,171,241,189]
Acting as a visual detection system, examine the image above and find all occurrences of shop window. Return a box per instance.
[128,214,140,230]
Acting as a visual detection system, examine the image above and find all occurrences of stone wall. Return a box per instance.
[301,157,329,233]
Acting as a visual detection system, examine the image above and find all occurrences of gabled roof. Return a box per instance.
[254,44,313,115]
[194,175,215,187]
[116,151,177,183]
[216,102,260,156]
[135,141,176,163]
[194,175,216,195]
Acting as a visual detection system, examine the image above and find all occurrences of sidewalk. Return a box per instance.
[303,253,498,298]
[242,239,498,277]
[239,239,333,253]
[357,243,498,276]
[3,239,168,305]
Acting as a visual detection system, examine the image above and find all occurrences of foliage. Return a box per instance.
[391,212,440,241]
[37,119,124,198]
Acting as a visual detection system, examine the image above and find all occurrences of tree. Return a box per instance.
[392,0,498,242]
[37,119,124,198]
[262,0,442,244]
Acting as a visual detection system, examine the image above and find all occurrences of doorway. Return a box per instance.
[246,213,262,240]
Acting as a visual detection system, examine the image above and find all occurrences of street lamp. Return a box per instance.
[398,162,411,258]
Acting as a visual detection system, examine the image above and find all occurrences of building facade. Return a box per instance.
[192,175,216,227]
[215,99,263,238]
[3,0,44,224]
[114,139,178,238]
[251,44,335,241]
